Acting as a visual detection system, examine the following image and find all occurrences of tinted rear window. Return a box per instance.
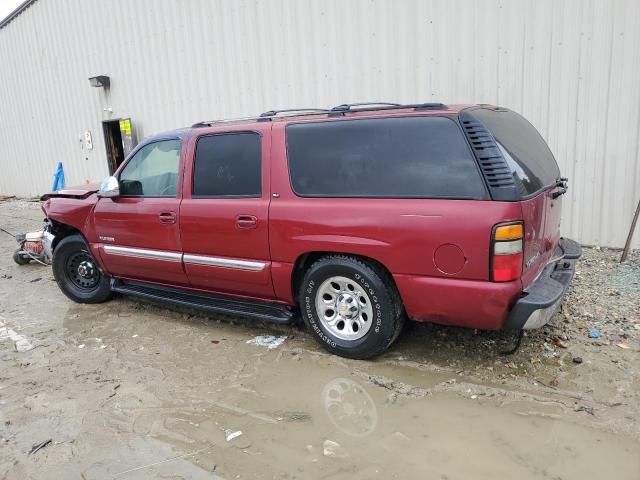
[286,116,486,199]
[470,109,560,196]
[193,133,261,197]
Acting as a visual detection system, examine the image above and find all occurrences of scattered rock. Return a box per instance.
[280,411,311,422]
[552,336,568,348]
[575,406,595,416]
[572,356,583,364]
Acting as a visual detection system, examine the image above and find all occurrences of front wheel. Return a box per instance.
[52,235,111,303]
[299,255,404,359]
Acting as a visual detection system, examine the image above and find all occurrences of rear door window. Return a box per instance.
[192,132,262,197]
[286,116,487,199]
[469,108,560,196]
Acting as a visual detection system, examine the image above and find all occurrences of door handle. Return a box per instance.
[236,215,258,229]
[159,211,177,224]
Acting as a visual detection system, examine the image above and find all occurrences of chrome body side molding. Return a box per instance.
[102,245,266,271]
[103,245,182,262]
[183,254,266,271]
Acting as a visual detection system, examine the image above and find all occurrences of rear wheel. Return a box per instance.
[52,235,111,303]
[299,255,404,359]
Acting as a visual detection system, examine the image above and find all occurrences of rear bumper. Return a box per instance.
[503,237,581,330]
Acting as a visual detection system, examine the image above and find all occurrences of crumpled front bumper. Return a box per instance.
[503,238,582,330]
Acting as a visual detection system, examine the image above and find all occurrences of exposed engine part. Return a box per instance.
[7,222,54,266]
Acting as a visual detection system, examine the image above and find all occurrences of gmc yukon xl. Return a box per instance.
[40,102,581,359]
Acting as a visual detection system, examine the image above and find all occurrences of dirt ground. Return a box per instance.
[0,199,638,480]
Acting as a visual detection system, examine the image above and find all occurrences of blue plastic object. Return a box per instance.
[51,162,65,191]
[589,328,601,339]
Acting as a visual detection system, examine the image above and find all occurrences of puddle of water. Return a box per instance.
[46,328,635,480]
[21,297,630,480]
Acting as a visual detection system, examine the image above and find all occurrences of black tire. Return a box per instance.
[52,234,111,303]
[298,255,404,359]
[13,249,31,265]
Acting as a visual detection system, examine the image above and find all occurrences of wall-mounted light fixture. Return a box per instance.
[88,75,110,88]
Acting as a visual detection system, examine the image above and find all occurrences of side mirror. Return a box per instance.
[97,176,120,198]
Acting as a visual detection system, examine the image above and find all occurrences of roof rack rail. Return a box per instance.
[330,102,402,112]
[328,102,447,116]
[191,115,265,128]
[192,102,448,127]
[259,108,330,118]
[191,109,331,127]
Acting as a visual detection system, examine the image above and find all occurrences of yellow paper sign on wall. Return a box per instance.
[119,119,132,135]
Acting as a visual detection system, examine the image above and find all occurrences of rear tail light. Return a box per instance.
[491,222,523,282]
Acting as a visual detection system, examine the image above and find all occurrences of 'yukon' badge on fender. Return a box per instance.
[99,236,115,242]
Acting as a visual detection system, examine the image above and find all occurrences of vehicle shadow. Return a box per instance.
[106,292,553,367]
[390,317,553,367]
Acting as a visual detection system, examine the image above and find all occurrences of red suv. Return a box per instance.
[41,102,581,359]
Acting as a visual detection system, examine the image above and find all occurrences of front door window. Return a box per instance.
[119,139,181,197]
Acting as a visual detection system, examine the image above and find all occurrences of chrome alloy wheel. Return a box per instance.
[315,276,374,341]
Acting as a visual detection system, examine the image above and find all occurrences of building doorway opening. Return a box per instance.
[103,118,135,174]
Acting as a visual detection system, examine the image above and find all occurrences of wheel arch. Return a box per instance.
[49,221,109,273]
[49,219,84,251]
[291,251,403,308]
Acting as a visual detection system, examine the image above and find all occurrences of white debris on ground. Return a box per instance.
[323,440,347,458]
[225,430,243,442]
[0,317,33,353]
[246,335,287,349]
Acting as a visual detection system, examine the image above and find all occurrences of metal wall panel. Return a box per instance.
[0,0,638,248]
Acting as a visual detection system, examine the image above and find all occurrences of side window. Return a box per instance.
[119,139,181,197]
[192,132,261,197]
[469,108,561,196]
[286,116,487,199]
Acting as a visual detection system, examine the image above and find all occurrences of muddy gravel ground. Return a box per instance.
[0,199,638,480]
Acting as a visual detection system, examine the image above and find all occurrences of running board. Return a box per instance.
[111,280,296,324]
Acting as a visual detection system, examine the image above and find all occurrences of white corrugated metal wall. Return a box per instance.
[0,0,638,248]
